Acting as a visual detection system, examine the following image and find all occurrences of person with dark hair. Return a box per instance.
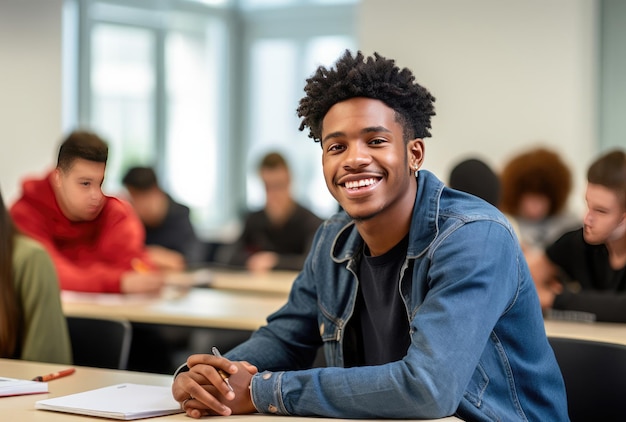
[223,151,323,272]
[0,186,71,363]
[530,149,626,322]
[171,51,567,420]
[499,147,581,252]
[122,166,205,269]
[448,157,500,206]
[10,130,165,293]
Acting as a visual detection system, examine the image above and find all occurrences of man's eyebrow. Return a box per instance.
[322,126,392,144]
[362,126,391,134]
[322,131,344,145]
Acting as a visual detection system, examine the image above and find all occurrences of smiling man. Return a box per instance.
[171,51,568,421]
[10,130,164,294]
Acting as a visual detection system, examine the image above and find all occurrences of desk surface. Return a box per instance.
[62,270,296,331]
[62,287,287,331]
[207,269,297,295]
[0,359,460,421]
[544,319,626,346]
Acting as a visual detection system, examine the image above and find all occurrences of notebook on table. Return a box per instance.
[0,377,48,397]
[35,383,183,420]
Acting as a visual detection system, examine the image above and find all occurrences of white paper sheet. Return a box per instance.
[35,383,182,420]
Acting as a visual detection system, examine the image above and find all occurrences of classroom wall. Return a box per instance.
[0,0,64,204]
[360,0,598,215]
[0,0,598,216]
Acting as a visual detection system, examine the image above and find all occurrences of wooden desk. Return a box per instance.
[62,287,287,331]
[544,319,626,346]
[0,359,461,421]
[207,269,297,295]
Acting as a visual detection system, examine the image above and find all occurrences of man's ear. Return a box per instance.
[53,168,62,188]
[407,138,425,172]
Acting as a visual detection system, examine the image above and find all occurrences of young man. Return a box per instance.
[531,149,626,322]
[172,51,568,420]
[122,166,206,270]
[10,130,164,293]
[224,152,323,272]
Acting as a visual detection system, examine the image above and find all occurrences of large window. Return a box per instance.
[74,0,357,239]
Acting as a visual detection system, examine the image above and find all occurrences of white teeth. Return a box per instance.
[345,178,377,189]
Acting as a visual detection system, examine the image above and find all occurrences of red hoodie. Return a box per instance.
[10,171,152,293]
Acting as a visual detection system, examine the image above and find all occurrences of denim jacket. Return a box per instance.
[225,170,569,421]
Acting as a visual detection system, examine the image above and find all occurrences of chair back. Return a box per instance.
[549,336,626,422]
[67,316,132,370]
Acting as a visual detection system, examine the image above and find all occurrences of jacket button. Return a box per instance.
[268,404,278,413]
[319,322,325,336]
[262,372,272,380]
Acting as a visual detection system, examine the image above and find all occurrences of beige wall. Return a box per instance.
[0,0,64,204]
[360,0,598,215]
[0,0,598,216]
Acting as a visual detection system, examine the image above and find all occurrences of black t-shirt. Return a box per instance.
[546,228,626,292]
[546,228,626,322]
[343,235,411,367]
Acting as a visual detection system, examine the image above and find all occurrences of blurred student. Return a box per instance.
[531,149,626,322]
[224,152,323,272]
[10,130,164,294]
[448,157,500,206]
[500,147,581,252]
[0,187,71,364]
[122,166,205,270]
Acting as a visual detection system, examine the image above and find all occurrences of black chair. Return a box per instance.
[67,316,132,370]
[548,336,626,422]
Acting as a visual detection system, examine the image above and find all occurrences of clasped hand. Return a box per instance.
[172,353,258,418]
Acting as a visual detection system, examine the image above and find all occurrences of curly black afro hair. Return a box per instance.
[297,50,436,143]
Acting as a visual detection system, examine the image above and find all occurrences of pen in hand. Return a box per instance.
[211,346,234,392]
[32,368,75,382]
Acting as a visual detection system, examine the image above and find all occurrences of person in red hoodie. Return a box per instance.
[10,130,164,294]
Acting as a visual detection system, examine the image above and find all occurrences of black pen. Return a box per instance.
[212,346,234,392]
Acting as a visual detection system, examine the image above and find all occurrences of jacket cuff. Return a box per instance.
[250,371,287,415]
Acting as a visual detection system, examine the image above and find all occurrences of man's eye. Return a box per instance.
[327,144,345,152]
[369,138,385,145]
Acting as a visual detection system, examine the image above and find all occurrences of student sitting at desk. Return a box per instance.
[223,152,323,272]
[122,166,206,270]
[10,130,164,294]
[530,149,626,322]
[0,187,71,364]
[171,50,568,420]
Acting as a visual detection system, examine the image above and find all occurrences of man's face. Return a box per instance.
[53,158,106,222]
[261,166,292,217]
[126,187,165,227]
[583,183,626,244]
[321,97,423,222]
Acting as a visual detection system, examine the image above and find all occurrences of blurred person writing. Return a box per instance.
[499,147,581,252]
[122,166,206,271]
[10,130,164,294]
[0,186,71,364]
[224,152,323,272]
[530,149,626,322]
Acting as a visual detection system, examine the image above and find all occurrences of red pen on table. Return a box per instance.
[32,368,75,382]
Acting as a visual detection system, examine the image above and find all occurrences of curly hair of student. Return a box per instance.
[297,50,436,143]
[499,147,572,217]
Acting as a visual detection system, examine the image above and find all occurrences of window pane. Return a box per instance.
[90,24,155,194]
[165,20,227,233]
